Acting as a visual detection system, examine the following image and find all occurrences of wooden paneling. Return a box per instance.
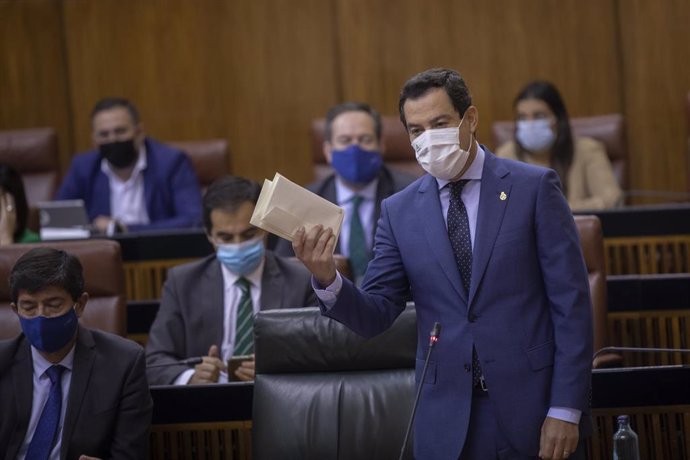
[0,0,73,173]
[618,0,690,199]
[334,0,622,150]
[62,0,339,185]
[2,0,689,193]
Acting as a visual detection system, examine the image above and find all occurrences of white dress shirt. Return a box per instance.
[100,145,150,226]
[174,258,264,384]
[18,346,75,460]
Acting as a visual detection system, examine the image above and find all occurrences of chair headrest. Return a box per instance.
[255,306,417,373]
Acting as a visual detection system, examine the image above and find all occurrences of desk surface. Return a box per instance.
[60,203,688,262]
[575,203,690,237]
[150,382,254,424]
[592,366,690,407]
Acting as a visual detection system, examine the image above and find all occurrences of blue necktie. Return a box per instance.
[447,180,483,388]
[234,277,254,356]
[348,195,370,283]
[27,365,66,460]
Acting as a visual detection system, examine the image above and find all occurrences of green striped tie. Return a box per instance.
[349,195,370,283]
[234,277,254,356]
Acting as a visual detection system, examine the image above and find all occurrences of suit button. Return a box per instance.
[464,364,471,372]
[468,313,477,323]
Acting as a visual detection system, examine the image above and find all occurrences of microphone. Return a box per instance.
[594,346,690,360]
[399,322,441,460]
[146,357,203,369]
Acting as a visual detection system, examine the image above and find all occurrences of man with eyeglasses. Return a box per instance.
[56,97,202,234]
[145,176,317,384]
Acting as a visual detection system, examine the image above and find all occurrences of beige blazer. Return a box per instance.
[496,136,623,210]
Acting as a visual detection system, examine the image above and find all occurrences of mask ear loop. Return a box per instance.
[457,112,474,152]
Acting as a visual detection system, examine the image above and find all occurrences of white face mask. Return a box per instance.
[516,119,556,153]
[411,117,473,180]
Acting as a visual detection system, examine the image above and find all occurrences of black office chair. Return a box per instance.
[253,306,417,460]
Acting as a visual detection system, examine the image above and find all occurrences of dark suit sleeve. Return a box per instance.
[128,154,202,231]
[535,170,593,412]
[108,347,153,459]
[145,272,192,385]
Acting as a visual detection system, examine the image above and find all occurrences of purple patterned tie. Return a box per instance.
[447,180,483,388]
[27,365,66,460]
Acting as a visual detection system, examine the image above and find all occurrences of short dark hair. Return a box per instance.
[0,164,30,241]
[203,176,262,233]
[398,68,472,127]
[513,80,574,193]
[90,97,140,124]
[324,102,382,143]
[9,248,85,303]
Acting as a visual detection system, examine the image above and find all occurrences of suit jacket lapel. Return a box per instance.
[418,175,466,302]
[202,258,225,347]
[10,340,33,456]
[94,172,111,217]
[469,152,511,305]
[259,252,284,309]
[61,327,96,459]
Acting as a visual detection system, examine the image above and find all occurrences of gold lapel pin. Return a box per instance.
[500,191,507,201]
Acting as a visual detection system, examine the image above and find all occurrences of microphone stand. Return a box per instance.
[399,322,441,460]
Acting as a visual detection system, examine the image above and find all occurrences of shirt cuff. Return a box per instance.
[173,368,195,385]
[547,407,581,425]
[312,271,343,308]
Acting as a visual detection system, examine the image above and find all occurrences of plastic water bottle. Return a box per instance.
[612,415,640,460]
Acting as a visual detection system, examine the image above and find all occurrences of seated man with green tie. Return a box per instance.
[145,176,317,384]
[273,102,415,284]
[0,247,152,459]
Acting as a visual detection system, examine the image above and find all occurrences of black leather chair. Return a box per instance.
[253,306,417,460]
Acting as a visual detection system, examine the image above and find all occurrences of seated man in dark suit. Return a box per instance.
[274,102,415,283]
[56,97,202,234]
[146,176,317,385]
[0,247,152,459]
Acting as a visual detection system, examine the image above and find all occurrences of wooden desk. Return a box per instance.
[577,204,690,275]
[606,274,690,366]
[588,366,690,460]
[149,383,253,460]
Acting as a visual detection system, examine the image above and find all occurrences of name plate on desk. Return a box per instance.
[150,382,253,423]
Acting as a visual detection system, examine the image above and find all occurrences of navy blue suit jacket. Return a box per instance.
[56,138,202,231]
[323,150,593,458]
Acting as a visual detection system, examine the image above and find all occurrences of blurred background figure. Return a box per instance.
[0,164,40,245]
[56,97,203,234]
[496,81,623,210]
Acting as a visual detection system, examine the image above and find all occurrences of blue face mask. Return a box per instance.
[331,145,383,185]
[216,236,265,276]
[19,307,79,353]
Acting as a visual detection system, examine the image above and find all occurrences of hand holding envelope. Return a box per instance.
[250,173,344,247]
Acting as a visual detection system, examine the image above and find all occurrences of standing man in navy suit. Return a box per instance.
[293,68,592,460]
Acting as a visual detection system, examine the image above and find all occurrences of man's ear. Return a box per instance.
[466,106,479,134]
[10,302,17,314]
[323,142,333,164]
[74,292,89,318]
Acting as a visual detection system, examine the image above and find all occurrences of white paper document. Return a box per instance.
[250,173,344,246]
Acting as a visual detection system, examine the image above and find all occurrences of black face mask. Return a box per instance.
[99,139,138,169]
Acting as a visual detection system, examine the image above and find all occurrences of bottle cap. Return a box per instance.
[617,415,629,423]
